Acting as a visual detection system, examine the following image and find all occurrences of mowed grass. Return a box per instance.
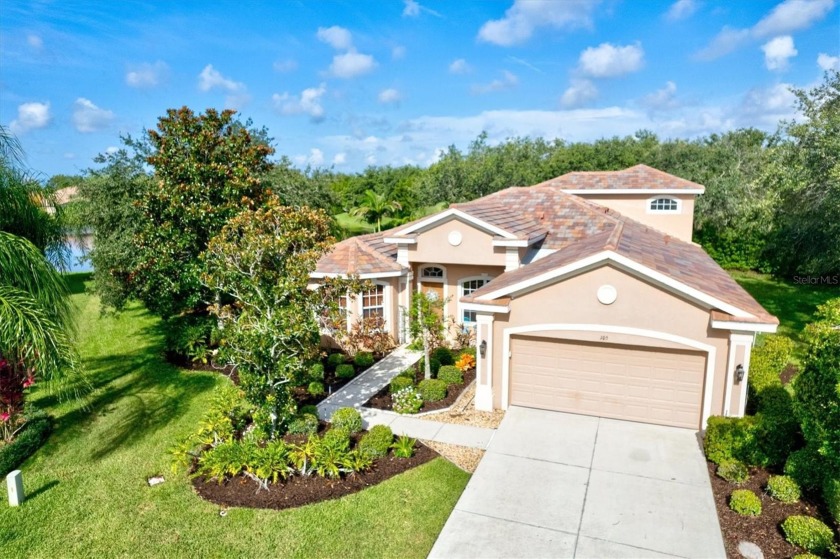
[0,274,470,558]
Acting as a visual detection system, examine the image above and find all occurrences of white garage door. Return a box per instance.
[510,336,706,429]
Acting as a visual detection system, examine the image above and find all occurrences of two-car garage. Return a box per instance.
[509,335,708,429]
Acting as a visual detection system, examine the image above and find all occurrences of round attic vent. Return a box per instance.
[597,284,618,305]
[448,230,463,246]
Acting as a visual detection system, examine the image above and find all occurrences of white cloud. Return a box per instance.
[378,88,402,104]
[273,59,298,72]
[294,148,325,167]
[560,79,598,108]
[105,146,119,154]
[72,98,115,133]
[197,64,245,92]
[817,52,840,70]
[402,0,441,17]
[665,0,697,21]
[642,81,679,111]
[478,0,599,46]
[126,61,169,88]
[472,71,518,94]
[738,82,797,126]
[578,42,645,77]
[698,0,834,60]
[762,36,798,70]
[327,50,377,78]
[9,101,51,134]
[333,152,347,165]
[316,26,353,50]
[273,83,327,122]
[392,45,406,60]
[26,34,43,52]
[449,58,472,74]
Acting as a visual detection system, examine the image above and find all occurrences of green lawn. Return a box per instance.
[0,274,469,558]
[334,212,376,235]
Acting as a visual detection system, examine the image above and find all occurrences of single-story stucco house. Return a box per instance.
[312,165,778,430]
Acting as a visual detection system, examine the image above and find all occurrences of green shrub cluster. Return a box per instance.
[781,516,836,556]
[716,460,749,484]
[336,364,356,379]
[359,425,393,458]
[729,489,762,516]
[437,365,463,385]
[823,476,840,526]
[298,404,318,417]
[791,554,821,559]
[308,381,325,397]
[431,347,454,366]
[326,353,345,369]
[429,357,441,376]
[390,376,414,394]
[392,387,423,414]
[704,407,797,468]
[309,363,324,381]
[162,313,217,364]
[749,335,795,398]
[0,411,53,477]
[330,407,363,434]
[391,436,416,458]
[766,475,801,503]
[704,416,758,465]
[287,413,319,435]
[418,379,447,402]
[322,428,351,452]
[353,352,375,368]
[785,447,826,491]
[458,347,477,359]
[752,386,801,467]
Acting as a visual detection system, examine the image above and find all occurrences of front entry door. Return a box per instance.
[419,282,444,318]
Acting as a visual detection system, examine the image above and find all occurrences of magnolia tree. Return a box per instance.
[408,291,448,379]
[201,198,350,437]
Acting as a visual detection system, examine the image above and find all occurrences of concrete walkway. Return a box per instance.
[317,347,496,449]
[430,407,726,559]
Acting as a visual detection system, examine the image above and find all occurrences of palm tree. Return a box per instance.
[350,190,402,232]
[0,126,84,441]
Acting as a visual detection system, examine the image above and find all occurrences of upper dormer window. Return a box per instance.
[649,197,680,213]
[421,266,444,278]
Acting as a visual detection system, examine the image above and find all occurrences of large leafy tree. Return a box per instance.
[202,197,345,437]
[132,107,273,318]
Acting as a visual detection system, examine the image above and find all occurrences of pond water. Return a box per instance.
[67,234,93,272]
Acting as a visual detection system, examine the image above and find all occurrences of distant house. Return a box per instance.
[312,165,778,430]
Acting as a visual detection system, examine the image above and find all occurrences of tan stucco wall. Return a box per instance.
[407,216,508,267]
[489,264,732,426]
[575,194,696,242]
[411,263,505,329]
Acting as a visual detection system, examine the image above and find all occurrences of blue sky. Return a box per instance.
[1,0,838,178]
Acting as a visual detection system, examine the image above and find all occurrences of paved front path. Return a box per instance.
[429,407,726,559]
[317,347,495,449]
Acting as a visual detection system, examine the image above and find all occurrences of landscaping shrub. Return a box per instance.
[392,387,423,414]
[749,335,794,396]
[781,516,836,555]
[729,489,762,516]
[0,411,53,477]
[455,353,475,372]
[249,440,292,483]
[330,407,363,434]
[287,413,319,435]
[399,368,415,380]
[716,460,749,484]
[309,362,324,381]
[390,376,414,394]
[162,313,216,364]
[392,436,416,458]
[418,379,447,402]
[358,425,394,458]
[458,347,477,359]
[431,347,454,366]
[766,475,801,504]
[321,427,351,452]
[429,357,441,376]
[308,381,325,397]
[353,352,375,368]
[704,416,759,465]
[792,554,821,559]
[823,476,840,526]
[298,404,318,417]
[326,353,345,369]
[437,365,463,385]
[196,439,255,482]
[336,364,356,380]
[785,447,826,491]
[752,385,801,467]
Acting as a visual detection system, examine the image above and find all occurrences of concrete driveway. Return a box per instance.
[429,407,725,559]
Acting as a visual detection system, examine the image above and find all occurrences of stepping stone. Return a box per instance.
[737,541,763,559]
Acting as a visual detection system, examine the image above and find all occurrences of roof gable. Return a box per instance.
[533,164,705,193]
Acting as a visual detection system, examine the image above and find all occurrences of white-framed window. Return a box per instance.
[459,276,492,324]
[420,266,445,280]
[362,284,385,319]
[337,293,350,330]
[648,197,680,213]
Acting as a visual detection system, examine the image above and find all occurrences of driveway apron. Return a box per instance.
[429,406,726,559]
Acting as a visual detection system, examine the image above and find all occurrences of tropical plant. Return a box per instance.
[391,436,416,458]
[350,189,402,232]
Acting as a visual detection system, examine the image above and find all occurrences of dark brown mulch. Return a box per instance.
[165,351,239,384]
[364,368,476,413]
[780,363,800,385]
[192,442,437,510]
[707,461,836,558]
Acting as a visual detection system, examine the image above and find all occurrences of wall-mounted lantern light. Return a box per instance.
[735,364,745,383]
[479,340,487,358]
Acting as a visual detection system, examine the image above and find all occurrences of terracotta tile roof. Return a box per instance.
[448,201,548,242]
[315,232,403,276]
[533,164,705,192]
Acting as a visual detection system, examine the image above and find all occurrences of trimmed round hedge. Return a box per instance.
[359,425,394,458]
[353,352,375,368]
[717,460,749,484]
[287,413,319,435]
[390,376,414,394]
[418,379,447,402]
[326,353,345,369]
[729,489,762,516]
[308,381,325,396]
[330,407,363,434]
[336,364,356,379]
[767,475,801,503]
[437,365,463,385]
[431,347,454,366]
[781,515,835,555]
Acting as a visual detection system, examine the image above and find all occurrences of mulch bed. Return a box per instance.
[165,351,239,384]
[780,363,800,385]
[192,442,437,510]
[364,368,476,413]
[707,461,836,558]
